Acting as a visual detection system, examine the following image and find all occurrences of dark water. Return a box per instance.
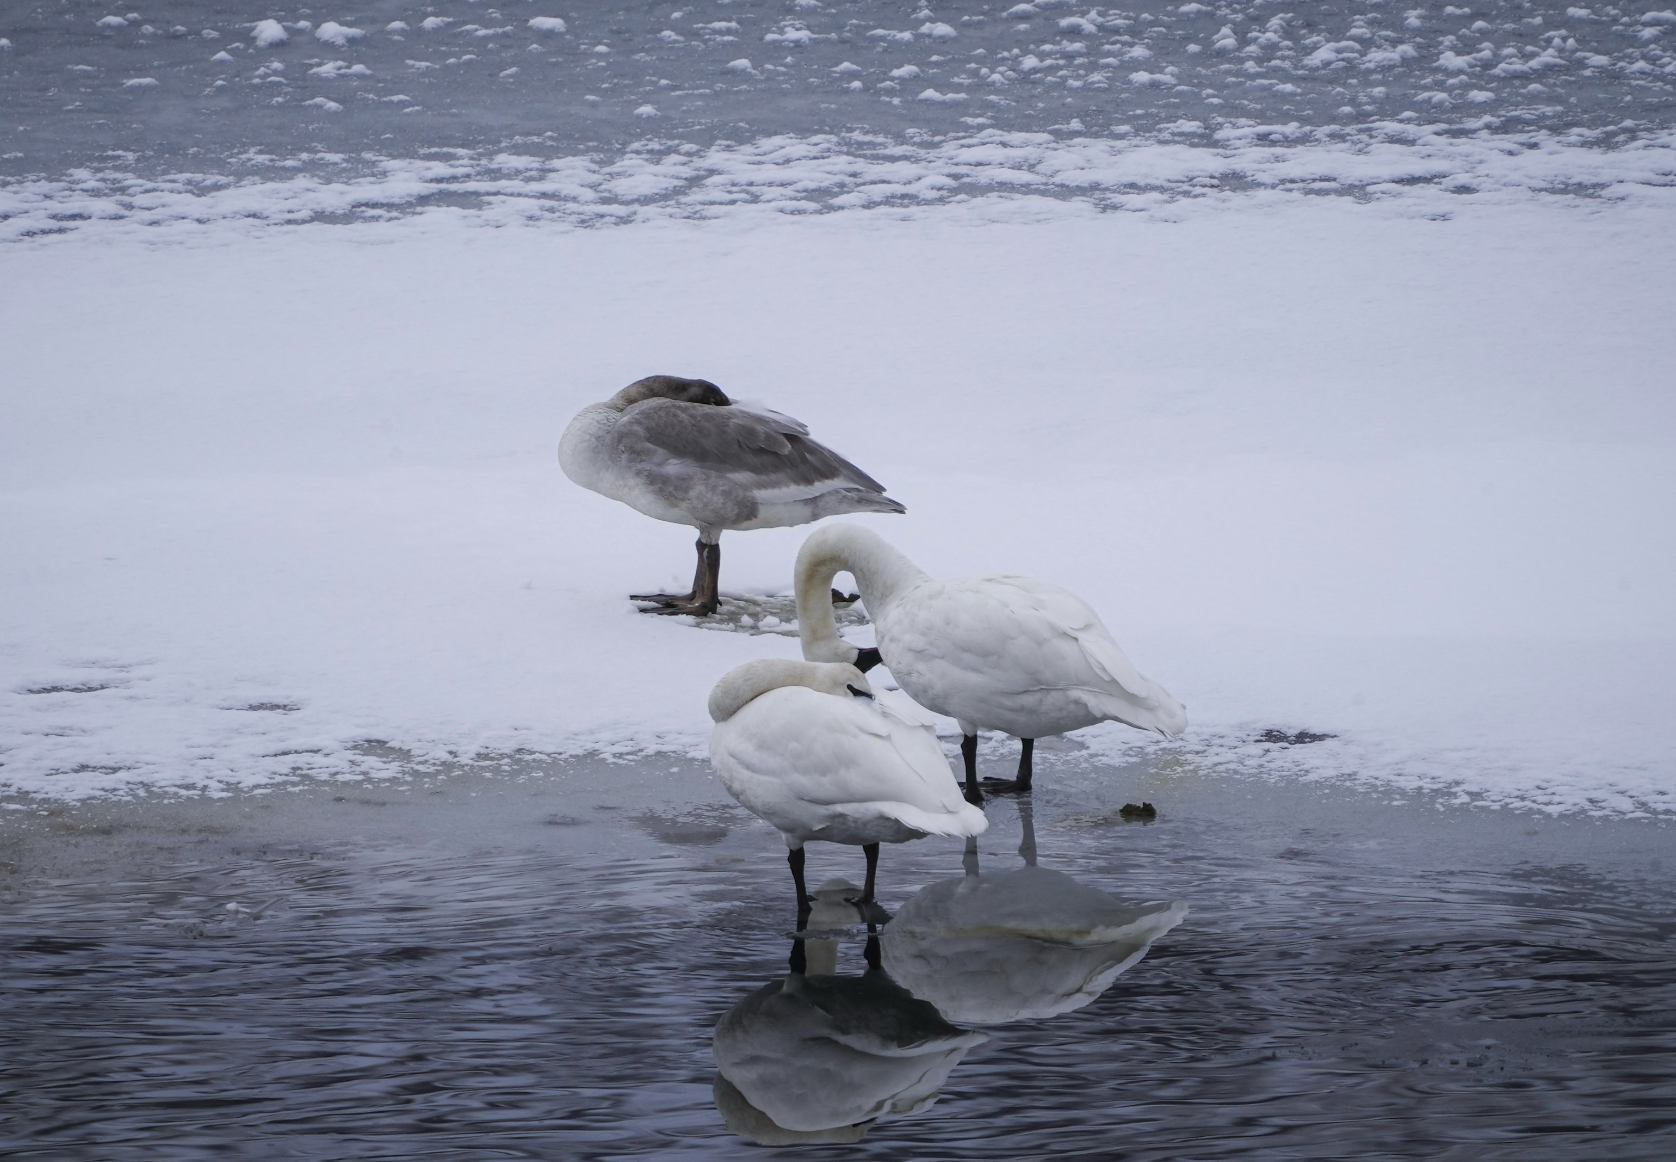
[3,755,1673,1159]
[2,0,1672,183]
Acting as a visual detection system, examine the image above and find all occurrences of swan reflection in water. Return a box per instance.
[713,882,987,1145]
[712,813,1187,1143]
[882,800,1188,1025]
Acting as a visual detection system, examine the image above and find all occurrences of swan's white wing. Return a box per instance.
[984,575,1155,700]
[711,688,980,831]
[874,687,944,730]
[883,576,1187,739]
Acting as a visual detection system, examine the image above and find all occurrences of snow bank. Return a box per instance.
[1,195,1672,815]
[2,126,1674,243]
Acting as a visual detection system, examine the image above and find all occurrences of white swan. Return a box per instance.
[794,524,1187,801]
[559,375,904,615]
[881,802,1188,1024]
[708,659,988,907]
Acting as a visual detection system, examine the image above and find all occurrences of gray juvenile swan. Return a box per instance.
[559,375,905,616]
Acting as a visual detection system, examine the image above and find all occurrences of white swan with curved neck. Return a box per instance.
[708,658,988,909]
[794,524,1186,800]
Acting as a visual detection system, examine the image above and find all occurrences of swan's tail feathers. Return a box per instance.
[1101,683,1188,740]
[810,488,907,520]
[852,800,989,840]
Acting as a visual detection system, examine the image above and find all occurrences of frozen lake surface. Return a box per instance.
[3,754,1673,1158]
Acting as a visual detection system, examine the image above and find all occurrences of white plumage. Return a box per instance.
[793,524,1186,797]
[708,659,988,904]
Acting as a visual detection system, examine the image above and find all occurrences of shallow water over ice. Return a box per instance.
[3,755,1672,1159]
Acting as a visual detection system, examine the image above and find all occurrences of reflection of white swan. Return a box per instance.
[794,524,1186,800]
[708,659,987,906]
[882,802,1187,1024]
[712,935,986,1142]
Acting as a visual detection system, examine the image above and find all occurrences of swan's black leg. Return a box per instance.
[693,539,721,615]
[961,734,983,806]
[634,535,721,617]
[981,737,1034,795]
[788,846,810,910]
[862,930,883,972]
[843,843,891,924]
[788,936,808,977]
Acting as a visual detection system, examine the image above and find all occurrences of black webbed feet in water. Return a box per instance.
[962,784,985,807]
[979,778,1031,796]
[853,646,883,673]
[830,589,861,608]
[1119,802,1158,821]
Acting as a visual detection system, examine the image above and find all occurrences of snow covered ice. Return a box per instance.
[1,3,1674,1158]
[3,200,1672,815]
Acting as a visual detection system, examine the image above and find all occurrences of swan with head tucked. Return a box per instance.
[559,375,905,616]
[793,524,1187,802]
[708,659,988,910]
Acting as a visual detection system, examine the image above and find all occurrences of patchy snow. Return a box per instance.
[1,188,1672,817]
[3,127,1674,242]
[250,19,288,48]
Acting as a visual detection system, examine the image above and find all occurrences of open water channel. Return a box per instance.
[3,751,1672,1158]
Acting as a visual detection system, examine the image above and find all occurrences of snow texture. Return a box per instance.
[0,179,1672,819]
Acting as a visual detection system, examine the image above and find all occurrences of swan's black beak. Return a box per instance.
[846,684,873,700]
[853,647,882,673]
[830,589,861,608]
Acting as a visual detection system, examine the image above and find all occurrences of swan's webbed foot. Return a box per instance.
[962,783,986,807]
[629,589,695,605]
[979,739,1034,796]
[631,594,719,617]
[633,536,721,616]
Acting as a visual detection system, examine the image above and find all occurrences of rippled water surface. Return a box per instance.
[3,756,1672,1159]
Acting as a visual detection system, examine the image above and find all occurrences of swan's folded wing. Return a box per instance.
[875,688,944,730]
[984,575,1156,701]
[719,691,968,816]
[614,399,890,501]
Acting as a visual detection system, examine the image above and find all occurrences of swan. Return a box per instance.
[559,375,904,616]
[707,659,988,910]
[881,801,1188,1024]
[712,928,986,1143]
[793,524,1187,801]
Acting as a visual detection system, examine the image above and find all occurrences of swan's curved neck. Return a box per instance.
[795,524,927,664]
[708,658,864,722]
